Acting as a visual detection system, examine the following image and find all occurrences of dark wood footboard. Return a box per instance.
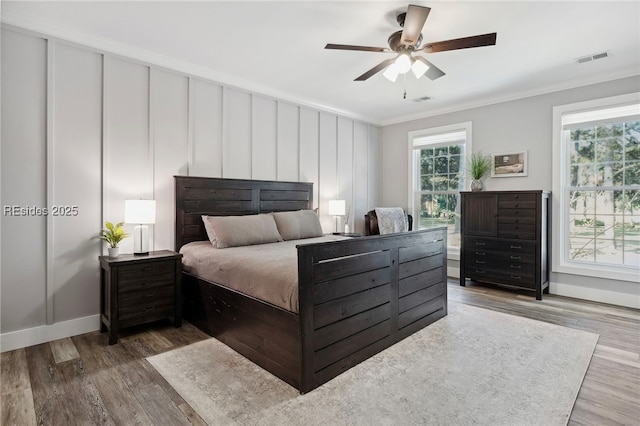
[297,227,447,393]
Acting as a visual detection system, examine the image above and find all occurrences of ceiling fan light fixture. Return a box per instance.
[383,63,400,82]
[411,58,430,79]
[394,53,412,73]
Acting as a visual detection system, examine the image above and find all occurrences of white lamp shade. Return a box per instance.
[328,199,346,216]
[383,63,399,82]
[394,53,412,73]
[411,57,430,79]
[125,200,156,224]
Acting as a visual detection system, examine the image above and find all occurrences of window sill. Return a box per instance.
[553,262,640,283]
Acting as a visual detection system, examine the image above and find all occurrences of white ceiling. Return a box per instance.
[2,1,639,125]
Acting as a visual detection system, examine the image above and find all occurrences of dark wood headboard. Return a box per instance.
[174,176,314,251]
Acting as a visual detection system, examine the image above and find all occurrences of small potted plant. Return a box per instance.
[467,152,492,192]
[99,221,129,258]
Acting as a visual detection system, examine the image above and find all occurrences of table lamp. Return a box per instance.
[328,199,346,235]
[125,199,156,255]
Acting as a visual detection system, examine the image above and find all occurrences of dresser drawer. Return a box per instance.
[498,223,535,235]
[464,250,536,270]
[498,193,537,209]
[465,267,536,289]
[498,208,536,218]
[465,237,535,253]
[498,215,536,225]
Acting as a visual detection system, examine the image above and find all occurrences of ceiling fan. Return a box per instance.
[325,4,497,83]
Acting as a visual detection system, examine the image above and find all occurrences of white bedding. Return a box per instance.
[180,235,349,313]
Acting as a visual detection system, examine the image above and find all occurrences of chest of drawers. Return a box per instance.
[460,191,550,299]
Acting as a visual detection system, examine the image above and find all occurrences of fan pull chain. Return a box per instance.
[403,73,407,99]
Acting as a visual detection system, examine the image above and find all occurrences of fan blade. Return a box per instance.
[422,33,497,53]
[401,5,431,46]
[325,43,390,53]
[355,58,396,81]
[417,57,446,80]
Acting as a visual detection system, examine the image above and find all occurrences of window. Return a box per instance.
[408,122,471,253]
[553,93,640,282]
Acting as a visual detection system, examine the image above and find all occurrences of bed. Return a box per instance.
[175,176,447,393]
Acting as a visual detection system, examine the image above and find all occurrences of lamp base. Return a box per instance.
[133,224,150,255]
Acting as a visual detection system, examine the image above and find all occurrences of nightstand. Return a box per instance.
[99,250,182,344]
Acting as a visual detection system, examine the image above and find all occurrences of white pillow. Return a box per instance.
[272,210,324,240]
[202,214,283,248]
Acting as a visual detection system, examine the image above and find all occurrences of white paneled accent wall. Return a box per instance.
[0,26,381,349]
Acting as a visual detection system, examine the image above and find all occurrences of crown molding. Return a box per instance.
[380,69,640,126]
[1,10,379,126]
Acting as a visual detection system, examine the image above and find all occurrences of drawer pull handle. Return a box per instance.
[510,275,522,280]
[514,195,519,199]
[510,264,522,269]
[474,270,486,274]
[515,210,519,215]
[475,260,485,264]
[510,255,522,260]
[475,242,486,246]
[514,219,519,223]
[510,245,522,249]
[144,306,155,312]
[475,251,485,256]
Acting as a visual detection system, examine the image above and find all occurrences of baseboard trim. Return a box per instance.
[0,315,100,353]
[550,281,640,309]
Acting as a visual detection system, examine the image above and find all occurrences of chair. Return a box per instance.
[364,208,413,236]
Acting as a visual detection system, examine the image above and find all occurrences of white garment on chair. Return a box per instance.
[375,207,408,234]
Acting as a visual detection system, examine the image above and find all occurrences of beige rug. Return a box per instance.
[147,303,598,426]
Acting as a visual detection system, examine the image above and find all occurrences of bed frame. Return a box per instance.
[175,176,447,393]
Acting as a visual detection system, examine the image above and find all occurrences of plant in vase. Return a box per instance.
[467,152,492,192]
[99,221,129,258]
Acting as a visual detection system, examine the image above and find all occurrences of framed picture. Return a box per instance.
[491,151,528,177]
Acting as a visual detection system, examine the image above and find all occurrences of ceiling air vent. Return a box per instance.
[413,96,432,102]
[576,51,609,64]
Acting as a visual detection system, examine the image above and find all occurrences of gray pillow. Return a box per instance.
[202,214,283,248]
[272,210,324,240]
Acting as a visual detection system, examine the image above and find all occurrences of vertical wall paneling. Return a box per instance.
[0,29,48,332]
[0,26,382,346]
[50,42,103,322]
[222,87,252,179]
[299,108,320,209]
[190,78,223,177]
[151,69,189,251]
[46,40,55,324]
[353,122,369,234]
[319,112,338,232]
[277,102,300,181]
[252,95,277,180]
[104,56,152,254]
[368,126,382,209]
[337,117,354,232]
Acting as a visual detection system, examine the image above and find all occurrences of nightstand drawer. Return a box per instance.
[119,260,173,280]
[118,301,175,326]
[118,275,175,293]
[119,285,175,308]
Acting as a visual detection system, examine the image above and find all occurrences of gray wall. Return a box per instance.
[381,76,640,307]
[0,26,381,342]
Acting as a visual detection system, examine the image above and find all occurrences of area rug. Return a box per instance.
[147,303,598,426]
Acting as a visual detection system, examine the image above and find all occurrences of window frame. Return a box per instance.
[408,121,473,260]
[552,92,640,283]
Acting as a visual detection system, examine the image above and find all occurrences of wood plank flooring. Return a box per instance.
[1,280,638,425]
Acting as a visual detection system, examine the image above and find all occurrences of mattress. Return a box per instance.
[180,235,349,313]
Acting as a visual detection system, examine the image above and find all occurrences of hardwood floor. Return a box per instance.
[2,280,638,425]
